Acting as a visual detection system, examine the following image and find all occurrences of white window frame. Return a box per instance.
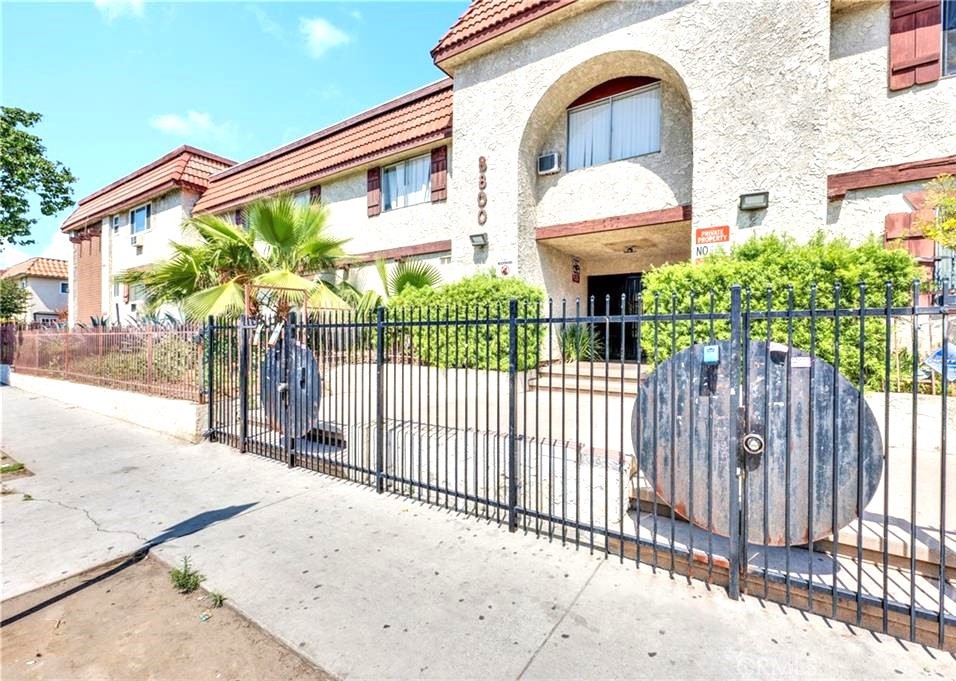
[566,82,662,172]
[59,281,68,294]
[129,203,151,235]
[130,283,146,302]
[112,215,121,232]
[944,0,956,77]
[381,154,431,212]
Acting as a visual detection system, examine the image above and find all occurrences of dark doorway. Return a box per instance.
[587,273,643,361]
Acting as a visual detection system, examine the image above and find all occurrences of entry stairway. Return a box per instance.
[527,361,650,397]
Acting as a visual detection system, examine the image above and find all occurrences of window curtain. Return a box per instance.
[382,166,400,211]
[945,0,956,76]
[567,103,611,170]
[404,155,431,206]
[610,86,661,161]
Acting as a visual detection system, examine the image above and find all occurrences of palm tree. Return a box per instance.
[118,195,349,320]
[342,258,442,317]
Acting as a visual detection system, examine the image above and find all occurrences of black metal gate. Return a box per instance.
[206,283,954,651]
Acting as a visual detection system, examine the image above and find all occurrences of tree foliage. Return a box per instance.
[0,278,29,320]
[117,195,349,320]
[0,107,77,247]
[640,233,921,389]
[913,174,956,249]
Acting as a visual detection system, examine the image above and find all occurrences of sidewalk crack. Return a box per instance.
[29,497,150,544]
[516,558,604,679]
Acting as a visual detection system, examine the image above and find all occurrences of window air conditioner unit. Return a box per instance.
[537,151,560,175]
[130,234,144,247]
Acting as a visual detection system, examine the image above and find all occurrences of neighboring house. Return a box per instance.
[0,257,69,323]
[62,0,956,325]
[59,146,235,326]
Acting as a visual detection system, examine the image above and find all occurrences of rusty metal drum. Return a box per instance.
[260,339,322,436]
[632,340,884,546]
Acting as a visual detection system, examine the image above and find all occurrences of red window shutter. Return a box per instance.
[430,146,448,203]
[884,211,913,239]
[310,185,321,203]
[123,284,130,304]
[367,168,381,217]
[889,0,942,91]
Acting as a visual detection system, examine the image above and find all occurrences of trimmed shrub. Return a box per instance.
[640,233,921,389]
[389,273,545,371]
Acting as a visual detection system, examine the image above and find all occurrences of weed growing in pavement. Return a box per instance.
[210,592,225,608]
[170,556,204,594]
[22,493,32,501]
[0,463,24,474]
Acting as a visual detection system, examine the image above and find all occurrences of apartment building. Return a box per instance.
[0,257,69,323]
[62,0,956,325]
[60,146,234,326]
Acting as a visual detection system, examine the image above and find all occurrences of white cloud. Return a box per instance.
[0,232,72,269]
[248,5,283,40]
[0,245,32,269]
[348,9,362,22]
[93,0,144,22]
[148,111,239,147]
[299,17,351,59]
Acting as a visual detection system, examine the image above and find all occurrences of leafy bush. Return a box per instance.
[68,334,199,384]
[389,273,545,371]
[640,233,921,389]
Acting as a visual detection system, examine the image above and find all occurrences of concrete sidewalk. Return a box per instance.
[1,387,952,680]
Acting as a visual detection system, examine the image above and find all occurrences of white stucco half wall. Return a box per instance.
[7,373,204,443]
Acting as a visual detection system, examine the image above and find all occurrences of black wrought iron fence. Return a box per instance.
[206,281,953,651]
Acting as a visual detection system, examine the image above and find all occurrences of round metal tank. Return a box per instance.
[632,340,884,546]
[260,339,322,436]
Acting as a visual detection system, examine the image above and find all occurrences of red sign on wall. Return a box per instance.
[694,225,730,262]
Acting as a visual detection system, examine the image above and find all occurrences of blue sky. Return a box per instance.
[0,0,466,266]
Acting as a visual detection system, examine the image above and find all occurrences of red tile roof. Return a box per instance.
[61,145,235,233]
[431,0,579,67]
[193,80,454,215]
[1,257,68,280]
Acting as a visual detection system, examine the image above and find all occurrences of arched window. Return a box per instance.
[566,77,662,171]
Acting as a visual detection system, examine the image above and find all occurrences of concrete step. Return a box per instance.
[536,361,651,378]
[529,375,641,397]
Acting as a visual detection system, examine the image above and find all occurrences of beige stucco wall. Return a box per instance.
[827,1,956,174]
[24,276,68,320]
[534,71,693,228]
[448,0,831,292]
[319,142,454,256]
[826,179,926,243]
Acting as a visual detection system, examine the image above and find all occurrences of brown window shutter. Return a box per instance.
[430,146,448,202]
[889,0,942,91]
[367,168,381,217]
[123,284,130,304]
[310,185,321,203]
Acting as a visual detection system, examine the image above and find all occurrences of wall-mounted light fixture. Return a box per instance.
[739,191,769,211]
[470,233,488,248]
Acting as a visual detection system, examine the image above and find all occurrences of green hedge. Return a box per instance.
[389,273,545,371]
[640,234,921,389]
